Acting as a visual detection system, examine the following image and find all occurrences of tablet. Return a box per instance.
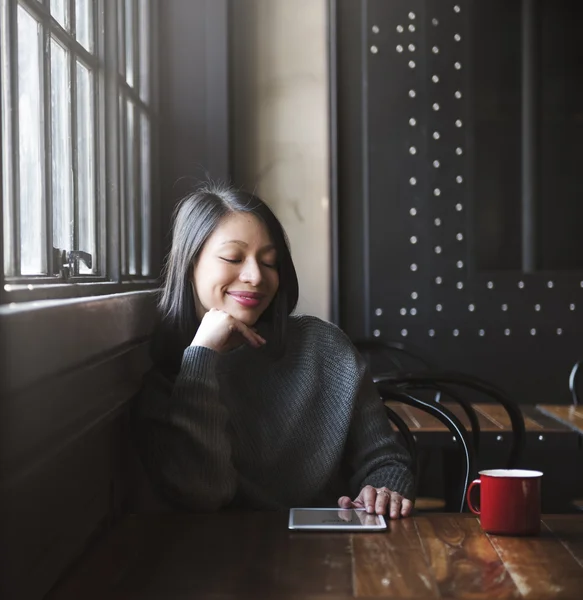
[288,508,387,530]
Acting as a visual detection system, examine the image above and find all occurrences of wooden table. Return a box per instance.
[48,511,583,599]
[386,402,580,450]
[536,405,583,436]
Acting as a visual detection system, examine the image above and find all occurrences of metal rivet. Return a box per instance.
[409,12,416,19]
[409,24,415,32]
[570,303,576,311]
[557,328,563,335]
[457,261,464,268]
[436,304,443,311]
[456,175,463,183]
[434,218,442,226]
[454,5,461,13]
[409,89,416,98]
[456,233,463,241]
[433,103,440,111]
[410,236,418,244]
[432,75,440,83]
[501,304,508,311]
[432,46,439,54]
[535,304,541,311]
[409,177,417,185]
[468,304,475,312]
[455,203,463,211]
[432,18,439,26]
[496,435,503,441]
[400,308,407,316]
[453,329,460,336]
[538,435,545,442]
[409,117,417,126]
[410,208,417,216]
[530,328,537,335]
[371,46,379,54]
[518,281,525,289]
[373,329,381,337]
[454,62,462,70]
[372,25,380,33]
[457,282,464,289]
[396,45,403,53]
[429,329,435,337]
[411,292,418,300]
[479,329,485,336]
[375,308,383,316]
[409,146,417,154]
[435,276,443,284]
[455,91,462,99]
[401,329,408,337]
[548,281,554,288]
[410,263,418,271]
[504,329,511,336]
[454,33,461,41]
[408,44,416,52]
[397,25,404,33]
[435,246,442,254]
[433,132,440,140]
[434,188,441,195]
[452,436,457,442]
[456,147,463,155]
[410,308,418,316]
[487,281,494,289]
[409,60,416,68]
[433,160,440,168]
[455,119,463,127]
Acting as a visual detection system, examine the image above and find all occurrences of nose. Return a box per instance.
[239,258,263,286]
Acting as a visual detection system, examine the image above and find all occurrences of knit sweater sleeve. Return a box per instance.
[344,362,416,501]
[130,345,236,511]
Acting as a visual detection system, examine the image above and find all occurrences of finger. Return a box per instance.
[337,496,353,509]
[375,489,390,515]
[362,486,377,514]
[389,494,403,519]
[401,498,414,517]
[231,320,266,348]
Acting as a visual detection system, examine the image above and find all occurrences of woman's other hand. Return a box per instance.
[191,308,266,352]
[338,485,413,519]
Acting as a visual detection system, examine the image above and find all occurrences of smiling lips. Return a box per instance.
[227,291,265,308]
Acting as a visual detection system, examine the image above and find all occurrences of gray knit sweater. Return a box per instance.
[132,315,414,511]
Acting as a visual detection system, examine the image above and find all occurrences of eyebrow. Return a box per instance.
[220,240,276,252]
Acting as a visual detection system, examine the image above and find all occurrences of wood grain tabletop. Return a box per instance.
[48,511,583,599]
[537,405,583,436]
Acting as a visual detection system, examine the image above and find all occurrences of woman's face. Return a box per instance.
[192,212,280,326]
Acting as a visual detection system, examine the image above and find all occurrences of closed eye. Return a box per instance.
[220,258,241,264]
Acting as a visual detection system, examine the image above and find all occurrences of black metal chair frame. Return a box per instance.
[383,371,526,469]
[376,380,475,513]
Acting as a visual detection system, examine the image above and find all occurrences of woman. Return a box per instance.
[132,183,414,518]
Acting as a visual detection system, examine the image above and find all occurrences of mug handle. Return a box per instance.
[466,478,481,515]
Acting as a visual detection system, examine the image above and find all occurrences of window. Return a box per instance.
[0,0,158,302]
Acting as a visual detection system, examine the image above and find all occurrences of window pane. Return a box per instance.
[51,0,68,30]
[140,114,150,275]
[75,0,93,52]
[125,0,134,87]
[51,39,73,257]
[1,0,14,275]
[18,6,45,275]
[76,60,96,274]
[139,0,149,102]
[126,100,136,274]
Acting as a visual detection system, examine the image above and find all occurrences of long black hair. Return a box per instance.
[155,182,299,365]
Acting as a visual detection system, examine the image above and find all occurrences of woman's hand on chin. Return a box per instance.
[191,308,267,352]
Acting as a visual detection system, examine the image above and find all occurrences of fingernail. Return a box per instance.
[367,505,374,513]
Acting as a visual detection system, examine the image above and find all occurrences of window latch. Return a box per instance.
[52,247,93,280]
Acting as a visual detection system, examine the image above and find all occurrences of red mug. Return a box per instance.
[466,469,543,535]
